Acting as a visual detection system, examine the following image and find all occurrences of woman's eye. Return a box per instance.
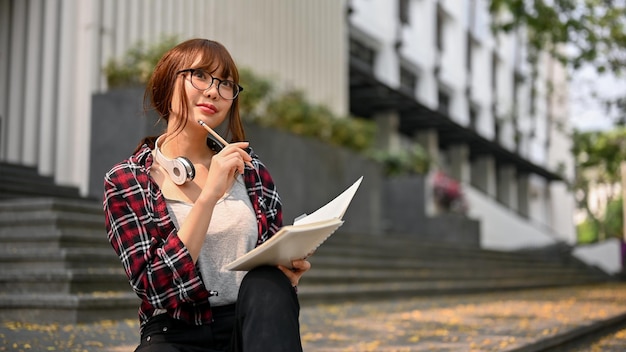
[193,71,207,80]
[221,80,235,89]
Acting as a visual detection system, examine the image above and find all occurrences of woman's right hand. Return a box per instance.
[201,142,252,202]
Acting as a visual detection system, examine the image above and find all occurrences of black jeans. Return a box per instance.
[135,266,302,352]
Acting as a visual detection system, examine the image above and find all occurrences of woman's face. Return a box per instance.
[171,66,235,130]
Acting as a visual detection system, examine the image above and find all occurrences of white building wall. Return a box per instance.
[0,0,347,194]
[401,0,438,108]
[529,52,550,165]
[573,238,622,274]
[494,32,517,151]
[548,52,577,243]
[438,2,468,125]
[471,42,495,139]
[350,0,398,90]
[466,186,558,250]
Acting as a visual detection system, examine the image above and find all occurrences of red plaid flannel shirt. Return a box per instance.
[103,144,282,328]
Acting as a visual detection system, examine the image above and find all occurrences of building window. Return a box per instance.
[349,38,376,71]
[399,0,409,24]
[438,90,450,115]
[400,65,417,94]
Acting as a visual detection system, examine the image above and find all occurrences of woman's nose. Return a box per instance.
[203,83,219,98]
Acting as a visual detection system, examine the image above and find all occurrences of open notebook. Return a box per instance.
[223,176,363,271]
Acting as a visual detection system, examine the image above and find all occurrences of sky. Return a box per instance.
[569,66,626,132]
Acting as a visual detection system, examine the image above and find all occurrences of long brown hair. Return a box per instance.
[138,39,245,152]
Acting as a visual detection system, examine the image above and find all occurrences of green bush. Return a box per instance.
[238,67,273,118]
[103,35,179,88]
[604,197,624,240]
[577,220,599,244]
[248,90,377,153]
[368,145,431,176]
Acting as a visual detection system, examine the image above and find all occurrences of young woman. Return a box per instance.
[103,38,309,352]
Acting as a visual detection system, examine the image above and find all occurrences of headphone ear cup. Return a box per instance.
[176,157,196,183]
[153,136,196,185]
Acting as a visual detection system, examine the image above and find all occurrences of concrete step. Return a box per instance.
[0,228,110,250]
[326,233,576,264]
[302,266,606,285]
[311,252,578,274]
[317,233,609,276]
[0,198,108,250]
[0,199,104,229]
[0,267,128,294]
[0,197,103,214]
[0,163,82,200]
[0,247,118,270]
[0,291,139,324]
[307,252,592,273]
[297,277,604,304]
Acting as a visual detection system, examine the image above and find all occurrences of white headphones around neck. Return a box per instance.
[153,136,196,185]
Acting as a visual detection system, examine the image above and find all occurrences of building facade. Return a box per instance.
[348,0,575,248]
[1,0,575,248]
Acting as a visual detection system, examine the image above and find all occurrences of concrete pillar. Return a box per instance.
[415,129,439,216]
[447,144,470,184]
[39,0,60,176]
[517,173,530,217]
[23,0,44,165]
[415,129,440,166]
[6,0,27,162]
[72,0,99,194]
[497,165,518,210]
[471,155,496,197]
[55,0,77,185]
[374,111,401,152]
[0,0,11,159]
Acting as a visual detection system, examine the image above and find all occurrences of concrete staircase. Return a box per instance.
[0,197,139,323]
[0,162,138,323]
[0,162,614,323]
[0,162,82,200]
[298,233,613,304]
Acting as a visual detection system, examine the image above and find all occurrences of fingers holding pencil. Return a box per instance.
[197,120,254,169]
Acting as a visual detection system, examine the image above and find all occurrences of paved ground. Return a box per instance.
[2,283,626,352]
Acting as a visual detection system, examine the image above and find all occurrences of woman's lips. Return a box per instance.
[197,103,217,114]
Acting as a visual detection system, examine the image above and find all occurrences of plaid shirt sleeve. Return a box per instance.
[245,150,283,246]
[103,148,211,324]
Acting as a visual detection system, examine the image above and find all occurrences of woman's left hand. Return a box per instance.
[278,259,311,288]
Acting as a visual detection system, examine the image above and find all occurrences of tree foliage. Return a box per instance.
[491,1,626,241]
[489,0,626,74]
[573,127,626,241]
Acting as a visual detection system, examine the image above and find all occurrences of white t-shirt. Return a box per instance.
[166,175,258,306]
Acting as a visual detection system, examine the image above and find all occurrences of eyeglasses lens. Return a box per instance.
[189,71,239,100]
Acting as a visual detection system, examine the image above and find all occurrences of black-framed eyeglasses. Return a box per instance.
[177,68,243,100]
